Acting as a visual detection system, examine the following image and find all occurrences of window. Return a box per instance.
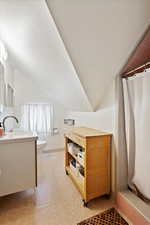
[21,103,54,138]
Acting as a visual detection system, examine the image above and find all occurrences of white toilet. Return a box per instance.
[37,140,47,151]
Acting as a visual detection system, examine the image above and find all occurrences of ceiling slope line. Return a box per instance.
[45,0,93,112]
[93,78,114,112]
[95,22,150,112]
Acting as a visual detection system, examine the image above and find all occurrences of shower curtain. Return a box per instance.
[115,75,128,191]
[123,72,150,201]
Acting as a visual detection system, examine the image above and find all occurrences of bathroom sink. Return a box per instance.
[0,131,37,143]
[6,131,32,136]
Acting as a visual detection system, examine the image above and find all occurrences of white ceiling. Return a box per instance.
[0,0,150,111]
[47,0,150,110]
[0,0,92,111]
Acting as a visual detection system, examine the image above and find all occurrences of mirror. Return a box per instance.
[6,84,14,107]
[0,63,5,112]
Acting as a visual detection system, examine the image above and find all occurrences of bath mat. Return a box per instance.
[77,208,129,225]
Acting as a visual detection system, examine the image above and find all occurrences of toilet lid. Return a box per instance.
[37,140,46,146]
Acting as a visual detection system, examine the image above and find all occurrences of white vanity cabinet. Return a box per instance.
[0,137,37,197]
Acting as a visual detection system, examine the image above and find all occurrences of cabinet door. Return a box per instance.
[0,141,36,196]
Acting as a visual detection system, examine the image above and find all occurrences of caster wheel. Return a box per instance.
[105,194,110,199]
[65,170,69,175]
[82,200,88,207]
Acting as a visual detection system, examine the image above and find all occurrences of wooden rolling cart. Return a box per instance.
[65,127,112,207]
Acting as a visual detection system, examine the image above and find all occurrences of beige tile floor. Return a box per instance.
[0,150,115,225]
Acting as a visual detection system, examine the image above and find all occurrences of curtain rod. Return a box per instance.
[122,62,150,78]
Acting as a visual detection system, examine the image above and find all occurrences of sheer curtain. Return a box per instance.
[21,103,54,139]
[123,73,150,201]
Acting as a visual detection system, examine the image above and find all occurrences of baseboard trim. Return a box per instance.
[117,191,150,225]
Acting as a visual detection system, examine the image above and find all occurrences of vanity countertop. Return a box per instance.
[0,131,38,144]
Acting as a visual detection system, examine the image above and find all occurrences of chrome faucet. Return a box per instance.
[2,116,19,132]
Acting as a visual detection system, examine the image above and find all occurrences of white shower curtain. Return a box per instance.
[21,103,54,139]
[123,72,150,200]
[115,75,128,191]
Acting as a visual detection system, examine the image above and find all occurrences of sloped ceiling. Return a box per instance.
[0,0,92,111]
[0,0,150,112]
[46,0,150,110]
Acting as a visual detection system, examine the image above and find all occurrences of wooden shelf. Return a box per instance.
[65,127,111,204]
[65,166,84,197]
[68,151,84,168]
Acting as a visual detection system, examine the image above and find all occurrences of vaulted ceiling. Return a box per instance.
[0,0,150,111]
[0,0,92,111]
[46,0,150,110]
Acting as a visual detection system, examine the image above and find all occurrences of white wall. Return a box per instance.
[14,69,66,150]
[66,106,115,133]
[14,69,49,105]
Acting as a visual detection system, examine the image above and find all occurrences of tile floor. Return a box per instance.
[0,150,115,225]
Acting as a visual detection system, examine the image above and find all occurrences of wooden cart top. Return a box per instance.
[68,127,112,138]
